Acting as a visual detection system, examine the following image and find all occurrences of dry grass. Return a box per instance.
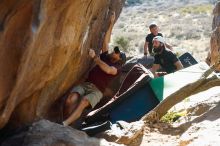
[179,4,212,15]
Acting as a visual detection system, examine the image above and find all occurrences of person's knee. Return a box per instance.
[80,97,90,108]
[66,92,80,105]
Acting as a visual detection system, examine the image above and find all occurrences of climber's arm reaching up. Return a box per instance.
[102,11,115,53]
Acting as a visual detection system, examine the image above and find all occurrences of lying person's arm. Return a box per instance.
[89,49,117,75]
[94,56,117,75]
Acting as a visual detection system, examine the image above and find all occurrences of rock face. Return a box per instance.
[0,0,125,129]
[209,1,220,70]
[177,93,220,146]
[1,120,123,146]
[96,121,145,145]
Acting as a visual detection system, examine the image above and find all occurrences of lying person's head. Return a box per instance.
[109,46,126,65]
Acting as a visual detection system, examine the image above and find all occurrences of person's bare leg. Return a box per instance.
[63,92,80,119]
[63,97,90,126]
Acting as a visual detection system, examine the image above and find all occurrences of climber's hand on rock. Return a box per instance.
[110,11,115,24]
[89,49,96,58]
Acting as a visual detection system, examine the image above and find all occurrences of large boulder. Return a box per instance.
[0,0,125,129]
[1,120,123,146]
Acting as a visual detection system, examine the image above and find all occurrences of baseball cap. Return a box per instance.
[114,46,126,64]
[152,36,165,44]
[149,22,157,29]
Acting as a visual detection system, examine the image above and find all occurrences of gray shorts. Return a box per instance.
[71,82,103,108]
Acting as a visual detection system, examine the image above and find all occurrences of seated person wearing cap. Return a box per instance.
[63,12,126,126]
[144,23,172,56]
[150,36,183,77]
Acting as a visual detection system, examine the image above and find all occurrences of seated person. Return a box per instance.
[63,12,126,126]
[150,36,183,77]
[144,23,172,56]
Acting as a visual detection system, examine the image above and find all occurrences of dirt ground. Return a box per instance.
[129,87,220,146]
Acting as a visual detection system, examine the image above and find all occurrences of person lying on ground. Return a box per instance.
[62,12,126,126]
[150,36,183,77]
[144,23,173,56]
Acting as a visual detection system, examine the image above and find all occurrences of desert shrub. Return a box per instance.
[203,31,211,37]
[161,111,186,123]
[125,0,144,6]
[169,25,183,37]
[114,36,130,52]
[185,33,201,40]
[118,22,125,29]
[185,29,202,40]
[175,34,185,40]
[174,28,201,40]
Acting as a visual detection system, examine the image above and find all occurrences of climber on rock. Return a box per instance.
[62,11,126,126]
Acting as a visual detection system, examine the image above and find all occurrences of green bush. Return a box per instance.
[161,111,186,123]
[114,36,130,52]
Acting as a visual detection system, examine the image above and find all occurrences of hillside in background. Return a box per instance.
[112,0,217,61]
